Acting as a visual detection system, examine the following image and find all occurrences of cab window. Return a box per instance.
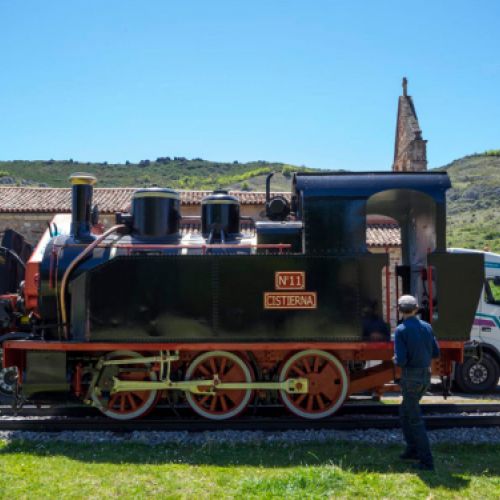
[485,277,500,306]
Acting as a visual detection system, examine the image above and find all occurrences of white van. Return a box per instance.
[448,249,500,392]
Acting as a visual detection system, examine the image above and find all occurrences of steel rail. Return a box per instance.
[1,403,499,418]
[0,414,499,433]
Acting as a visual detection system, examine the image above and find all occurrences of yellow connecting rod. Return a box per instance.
[112,376,309,395]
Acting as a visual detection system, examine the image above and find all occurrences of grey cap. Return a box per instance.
[398,295,419,312]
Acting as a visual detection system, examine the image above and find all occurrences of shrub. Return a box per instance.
[485,231,500,240]
[282,166,296,178]
[156,157,171,164]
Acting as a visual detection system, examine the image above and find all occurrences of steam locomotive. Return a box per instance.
[0,171,484,420]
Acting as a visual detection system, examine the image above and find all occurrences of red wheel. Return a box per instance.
[279,349,348,419]
[91,351,158,420]
[185,351,253,420]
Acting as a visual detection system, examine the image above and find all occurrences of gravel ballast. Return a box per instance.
[1,427,500,446]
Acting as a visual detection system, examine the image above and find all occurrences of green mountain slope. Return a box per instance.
[439,151,500,252]
[0,158,311,191]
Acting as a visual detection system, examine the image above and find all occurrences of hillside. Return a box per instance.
[438,151,500,253]
[0,152,499,252]
[0,158,312,191]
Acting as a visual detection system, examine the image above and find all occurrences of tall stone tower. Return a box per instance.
[392,78,427,172]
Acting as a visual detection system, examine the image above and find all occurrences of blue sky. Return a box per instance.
[1,1,499,170]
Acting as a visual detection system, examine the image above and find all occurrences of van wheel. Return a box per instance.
[455,353,499,393]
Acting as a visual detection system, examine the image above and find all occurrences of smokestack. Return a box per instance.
[69,173,97,241]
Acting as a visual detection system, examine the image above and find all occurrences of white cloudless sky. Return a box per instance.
[1,0,499,170]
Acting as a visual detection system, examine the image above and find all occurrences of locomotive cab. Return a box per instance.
[292,171,484,338]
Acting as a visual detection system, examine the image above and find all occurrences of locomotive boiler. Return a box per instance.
[0,171,484,420]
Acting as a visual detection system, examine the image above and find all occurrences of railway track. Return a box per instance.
[1,403,499,432]
[1,402,500,417]
[0,415,499,432]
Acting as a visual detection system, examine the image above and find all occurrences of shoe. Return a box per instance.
[399,450,419,460]
[412,462,435,471]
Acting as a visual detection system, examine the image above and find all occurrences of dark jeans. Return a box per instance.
[399,367,433,465]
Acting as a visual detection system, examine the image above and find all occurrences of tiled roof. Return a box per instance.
[0,187,401,247]
[0,187,277,213]
[366,224,401,247]
[180,222,255,237]
[178,222,401,247]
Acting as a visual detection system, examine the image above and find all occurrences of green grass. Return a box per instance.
[0,439,499,498]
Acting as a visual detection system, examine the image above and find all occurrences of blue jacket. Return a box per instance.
[394,316,440,368]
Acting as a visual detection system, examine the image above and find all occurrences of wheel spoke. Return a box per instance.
[220,394,228,412]
[197,364,211,377]
[219,357,227,376]
[303,358,312,373]
[210,396,217,412]
[294,393,307,406]
[197,395,210,407]
[209,358,217,374]
[290,365,306,377]
[306,394,314,411]
[315,393,325,410]
[136,391,148,403]
[127,393,138,410]
[313,356,320,373]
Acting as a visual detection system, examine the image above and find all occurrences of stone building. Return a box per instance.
[392,77,428,172]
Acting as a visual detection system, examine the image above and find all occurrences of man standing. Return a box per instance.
[394,295,440,471]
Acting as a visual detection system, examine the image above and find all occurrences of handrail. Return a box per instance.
[385,246,391,325]
[427,248,434,324]
[59,225,125,338]
[55,243,292,251]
